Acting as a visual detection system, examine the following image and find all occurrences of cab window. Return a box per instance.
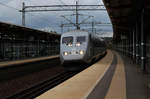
[77,36,86,43]
[62,36,73,44]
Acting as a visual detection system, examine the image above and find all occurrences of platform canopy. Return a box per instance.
[0,21,60,41]
[103,0,147,40]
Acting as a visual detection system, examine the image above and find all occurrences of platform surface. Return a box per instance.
[36,50,114,99]
[36,50,150,99]
[0,55,59,68]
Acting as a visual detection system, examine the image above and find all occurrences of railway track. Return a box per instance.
[7,71,77,99]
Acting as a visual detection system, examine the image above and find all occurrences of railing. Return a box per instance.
[0,39,59,61]
[0,22,60,62]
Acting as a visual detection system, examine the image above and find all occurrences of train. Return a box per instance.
[60,30,106,70]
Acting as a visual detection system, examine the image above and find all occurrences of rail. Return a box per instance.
[7,71,77,99]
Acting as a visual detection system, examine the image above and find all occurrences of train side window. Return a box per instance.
[77,36,86,43]
[62,36,73,44]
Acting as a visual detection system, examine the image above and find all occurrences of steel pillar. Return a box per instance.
[141,9,145,71]
[122,39,125,55]
[22,2,25,26]
[133,29,136,60]
[126,39,127,55]
[122,39,123,53]
[130,33,132,57]
[92,21,94,33]
[76,1,80,30]
[136,21,139,64]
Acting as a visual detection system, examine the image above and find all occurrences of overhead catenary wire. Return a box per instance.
[0,2,19,11]
[27,0,52,22]
[26,0,59,29]
[0,1,57,30]
[0,1,50,28]
[58,0,67,5]
[0,0,16,4]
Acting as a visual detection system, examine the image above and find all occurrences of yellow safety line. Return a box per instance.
[83,51,113,99]
[105,52,126,99]
[36,50,114,99]
[0,55,59,67]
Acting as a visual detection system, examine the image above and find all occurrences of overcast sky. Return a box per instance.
[0,0,112,37]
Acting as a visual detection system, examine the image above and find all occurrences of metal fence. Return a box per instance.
[0,39,59,61]
[0,22,60,62]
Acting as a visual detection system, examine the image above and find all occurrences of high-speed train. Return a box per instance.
[60,30,106,70]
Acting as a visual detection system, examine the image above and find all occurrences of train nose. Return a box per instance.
[62,50,85,56]
[62,49,85,60]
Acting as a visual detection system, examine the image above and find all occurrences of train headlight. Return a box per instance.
[79,50,84,55]
[63,52,68,56]
[67,43,72,47]
[76,42,81,46]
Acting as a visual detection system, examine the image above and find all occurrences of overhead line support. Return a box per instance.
[20,2,106,27]
[22,2,25,26]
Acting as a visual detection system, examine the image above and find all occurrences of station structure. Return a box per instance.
[0,0,150,99]
[0,0,149,72]
[0,21,60,61]
[103,0,150,72]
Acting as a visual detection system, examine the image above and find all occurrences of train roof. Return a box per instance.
[62,30,89,37]
[63,30,89,34]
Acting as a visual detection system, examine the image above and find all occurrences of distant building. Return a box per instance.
[38,27,57,34]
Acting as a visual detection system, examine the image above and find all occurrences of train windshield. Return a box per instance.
[62,36,73,44]
[77,36,86,43]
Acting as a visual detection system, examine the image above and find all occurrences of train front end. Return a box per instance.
[60,30,89,66]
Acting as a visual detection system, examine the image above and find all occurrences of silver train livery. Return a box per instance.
[60,30,106,70]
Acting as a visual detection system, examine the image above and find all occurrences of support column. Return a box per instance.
[141,9,145,71]
[130,33,133,57]
[60,21,63,34]
[125,38,128,56]
[122,39,124,53]
[130,33,132,57]
[123,38,125,55]
[128,34,130,56]
[22,2,25,26]
[136,21,139,64]
[133,29,136,60]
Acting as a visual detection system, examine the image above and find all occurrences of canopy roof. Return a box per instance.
[103,0,147,40]
[0,21,60,41]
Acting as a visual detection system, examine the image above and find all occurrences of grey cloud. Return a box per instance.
[0,0,112,36]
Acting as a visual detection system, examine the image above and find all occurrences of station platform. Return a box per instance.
[36,50,150,99]
[0,55,59,68]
